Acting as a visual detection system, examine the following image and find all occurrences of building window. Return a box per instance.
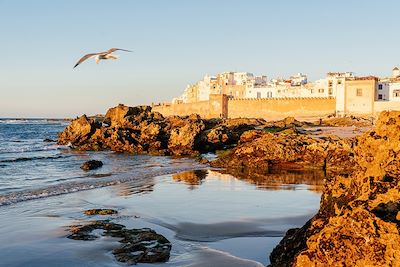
[318,89,324,93]
[328,81,333,87]
[257,92,261,99]
[378,94,383,100]
[310,89,314,94]
[337,80,342,85]
[356,88,363,96]
[393,90,400,97]
[378,84,383,90]
[328,88,333,95]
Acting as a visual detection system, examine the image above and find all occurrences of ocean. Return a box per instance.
[0,119,323,266]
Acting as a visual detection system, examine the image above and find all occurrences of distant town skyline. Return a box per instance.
[0,0,399,118]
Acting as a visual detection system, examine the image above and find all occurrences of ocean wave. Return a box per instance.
[0,119,68,125]
[0,145,65,154]
[0,165,206,206]
[0,154,68,163]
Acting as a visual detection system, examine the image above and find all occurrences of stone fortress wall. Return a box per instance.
[153,95,336,119]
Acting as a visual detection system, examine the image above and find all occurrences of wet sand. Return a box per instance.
[0,169,322,266]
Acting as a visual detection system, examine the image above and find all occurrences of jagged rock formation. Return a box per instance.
[211,130,357,176]
[58,104,264,156]
[269,111,400,267]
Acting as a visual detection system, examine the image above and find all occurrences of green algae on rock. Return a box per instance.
[67,219,171,265]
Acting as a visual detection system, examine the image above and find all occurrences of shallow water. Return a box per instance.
[0,169,322,266]
[0,120,323,266]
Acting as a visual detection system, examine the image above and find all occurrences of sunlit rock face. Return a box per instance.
[58,104,265,156]
[211,129,357,176]
[269,111,400,267]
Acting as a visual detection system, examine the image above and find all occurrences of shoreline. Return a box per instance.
[0,168,321,266]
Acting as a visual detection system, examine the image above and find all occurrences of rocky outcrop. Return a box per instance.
[269,111,400,266]
[58,104,265,156]
[212,130,356,176]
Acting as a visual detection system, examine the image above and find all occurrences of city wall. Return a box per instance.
[374,101,400,114]
[228,97,336,119]
[152,95,226,118]
[153,95,336,119]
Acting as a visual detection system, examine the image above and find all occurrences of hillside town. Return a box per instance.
[173,67,400,104]
[152,67,400,119]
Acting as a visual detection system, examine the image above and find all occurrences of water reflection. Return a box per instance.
[215,168,325,192]
[172,170,208,190]
[112,178,156,197]
[112,168,325,198]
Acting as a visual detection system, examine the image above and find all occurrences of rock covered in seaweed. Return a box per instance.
[269,111,400,266]
[67,219,171,265]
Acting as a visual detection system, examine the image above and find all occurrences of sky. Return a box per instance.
[0,0,399,118]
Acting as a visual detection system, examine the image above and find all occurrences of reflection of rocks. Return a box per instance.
[113,179,156,197]
[80,160,103,171]
[84,209,117,216]
[209,169,325,192]
[67,219,171,265]
[172,170,208,189]
[269,111,400,267]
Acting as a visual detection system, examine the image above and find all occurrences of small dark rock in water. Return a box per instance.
[43,138,56,142]
[66,220,171,265]
[84,209,118,216]
[80,160,103,171]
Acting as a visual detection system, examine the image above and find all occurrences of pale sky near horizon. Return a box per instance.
[0,0,399,118]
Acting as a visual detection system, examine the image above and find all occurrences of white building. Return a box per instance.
[290,73,308,86]
[378,81,400,101]
[245,85,275,98]
[197,75,215,101]
[233,72,254,85]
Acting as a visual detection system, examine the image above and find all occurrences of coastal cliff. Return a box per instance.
[269,111,400,266]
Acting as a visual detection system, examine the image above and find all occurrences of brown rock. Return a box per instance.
[84,209,118,216]
[212,130,356,175]
[80,160,103,171]
[269,111,400,267]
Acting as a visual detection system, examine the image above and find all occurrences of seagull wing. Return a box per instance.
[73,52,103,68]
[107,48,133,53]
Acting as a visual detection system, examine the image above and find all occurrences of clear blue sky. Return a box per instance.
[0,0,399,118]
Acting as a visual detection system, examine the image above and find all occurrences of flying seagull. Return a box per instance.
[73,48,132,68]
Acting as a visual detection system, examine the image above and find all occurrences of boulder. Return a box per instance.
[80,160,103,171]
[167,114,205,156]
[58,115,100,146]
